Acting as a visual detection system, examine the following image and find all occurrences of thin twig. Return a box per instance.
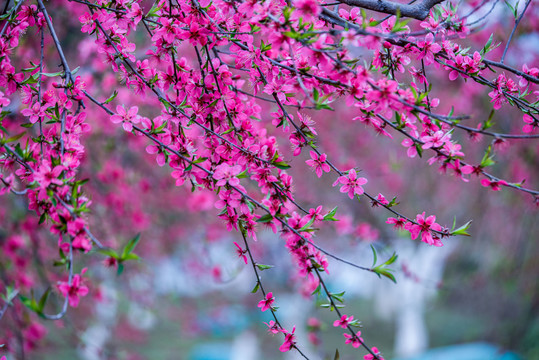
[500,0,533,64]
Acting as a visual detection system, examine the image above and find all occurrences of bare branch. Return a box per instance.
[500,0,532,64]
[337,0,445,20]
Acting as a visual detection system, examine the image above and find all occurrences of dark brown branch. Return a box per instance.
[337,0,445,20]
[483,59,539,85]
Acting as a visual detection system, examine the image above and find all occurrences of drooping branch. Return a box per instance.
[336,0,445,20]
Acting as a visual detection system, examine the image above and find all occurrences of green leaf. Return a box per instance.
[153,120,168,134]
[121,233,141,259]
[371,250,398,283]
[283,31,299,39]
[298,216,316,231]
[370,245,378,268]
[383,252,398,266]
[251,281,260,294]
[256,213,274,223]
[315,102,334,111]
[311,283,321,296]
[249,24,261,33]
[146,1,164,17]
[313,88,320,102]
[117,263,124,276]
[481,33,494,55]
[37,288,51,313]
[22,76,38,85]
[330,291,345,304]
[323,206,338,221]
[387,196,399,207]
[259,40,272,52]
[236,170,248,179]
[272,160,291,170]
[2,132,25,144]
[53,259,68,267]
[334,349,340,360]
[451,220,472,236]
[480,145,495,168]
[20,293,39,312]
[123,253,141,261]
[21,62,40,72]
[41,70,65,78]
[512,0,520,18]
[103,90,118,104]
[482,110,495,130]
[372,267,397,283]
[256,264,274,271]
[415,143,423,158]
[193,157,207,164]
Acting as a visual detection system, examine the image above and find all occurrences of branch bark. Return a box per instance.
[337,0,445,20]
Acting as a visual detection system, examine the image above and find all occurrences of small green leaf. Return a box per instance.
[330,291,345,304]
[315,102,334,111]
[482,110,495,130]
[415,143,423,158]
[37,288,51,313]
[193,157,207,164]
[451,220,472,236]
[121,233,141,259]
[123,253,141,261]
[373,267,397,283]
[323,206,338,221]
[298,216,316,231]
[2,132,25,144]
[38,213,47,224]
[256,264,274,271]
[481,33,494,55]
[371,251,398,283]
[103,90,118,104]
[20,293,39,312]
[480,145,495,168]
[117,263,124,276]
[272,161,291,170]
[313,88,320,102]
[256,214,273,223]
[251,282,260,294]
[41,70,65,78]
[370,245,378,268]
[383,252,398,266]
[236,170,248,179]
[53,259,67,266]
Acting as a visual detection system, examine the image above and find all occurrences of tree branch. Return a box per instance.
[337,0,445,20]
[500,0,532,64]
